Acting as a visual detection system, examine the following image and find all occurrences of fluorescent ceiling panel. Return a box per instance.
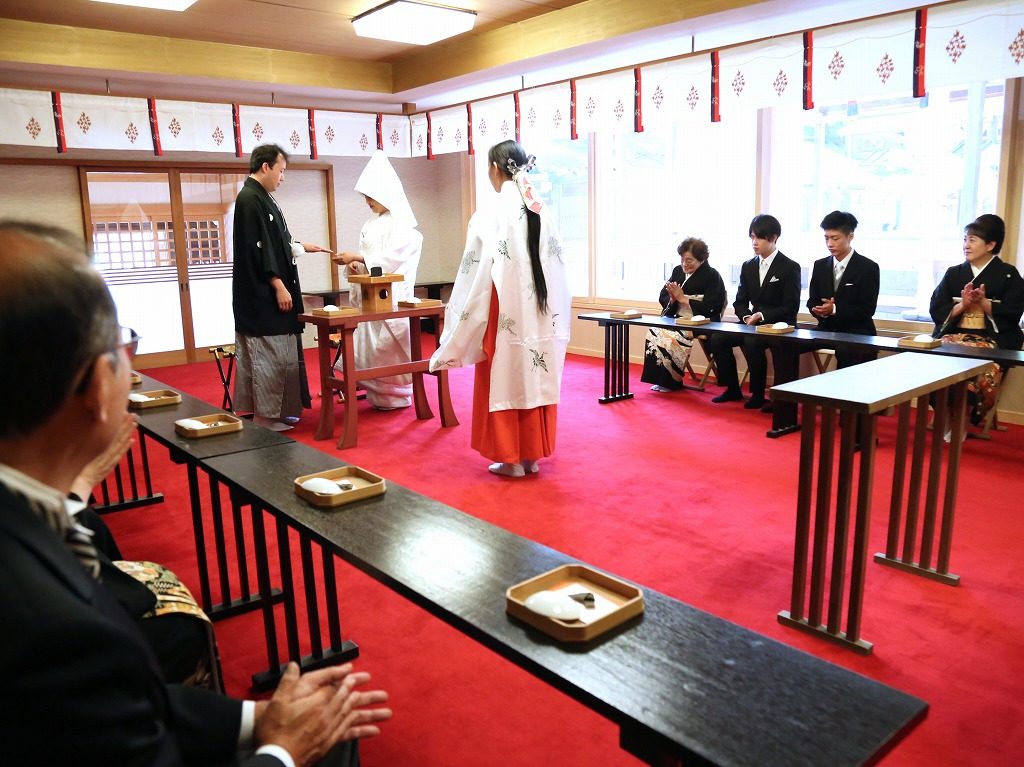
[352,0,476,46]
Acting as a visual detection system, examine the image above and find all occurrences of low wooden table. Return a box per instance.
[203,439,927,765]
[132,373,293,623]
[771,354,989,653]
[299,306,458,449]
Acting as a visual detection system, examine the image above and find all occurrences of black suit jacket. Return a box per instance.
[806,251,879,335]
[659,262,728,321]
[733,251,801,326]
[0,483,281,767]
[930,257,1024,350]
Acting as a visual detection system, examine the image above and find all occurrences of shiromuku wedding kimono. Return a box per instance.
[429,177,571,465]
[336,151,423,409]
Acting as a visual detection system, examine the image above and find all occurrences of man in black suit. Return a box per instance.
[0,221,390,766]
[807,210,880,368]
[709,214,801,410]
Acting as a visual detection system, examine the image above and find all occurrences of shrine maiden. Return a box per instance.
[429,140,571,478]
[333,151,423,409]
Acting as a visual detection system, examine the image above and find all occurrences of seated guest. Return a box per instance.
[641,237,727,392]
[709,214,801,410]
[807,211,880,368]
[71,412,220,689]
[930,213,1024,426]
[0,220,390,766]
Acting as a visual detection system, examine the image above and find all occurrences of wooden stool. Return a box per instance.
[683,335,749,391]
[813,348,836,374]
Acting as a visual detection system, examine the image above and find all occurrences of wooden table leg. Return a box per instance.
[409,315,433,420]
[314,329,335,441]
[337,327,359,450]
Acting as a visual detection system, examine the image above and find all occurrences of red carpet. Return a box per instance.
[107,347,1024,766]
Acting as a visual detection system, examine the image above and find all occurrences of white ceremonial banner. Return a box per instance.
[380,114,411,157]
[519,82,571,145]
[471,95,516,148]
[316,111,377,157]
[575,69,636,135]
[238,106,310,156]
[429,105,469,155]
[927,0,1024,87]
[410,113,428,157]
[0,88,57,148]
[813,13,917,105]
[62,93,151,150]
[155,100,234,153]
[718,35,804,117]
[642,56,713,129]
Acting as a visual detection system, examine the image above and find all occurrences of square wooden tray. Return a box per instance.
[312,306,360,317]
[128,389,182,409]
[676,317,710,326]
[294,465,387,508]
[398,298,443,308]
[130,372,142,385]
[506,564,644,642]
[609,310,642,319]
[174,413,244,438]
[755,324,794,335]
[898,335,941,349]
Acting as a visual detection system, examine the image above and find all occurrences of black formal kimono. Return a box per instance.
[231,177,311,419]
[930,257,1024,350]
[709,251,801,399]
[232,177,304,338]
[929,257,1024,424]
[806,251,880,368]
[0,482,277,767]
[641,262,727,390]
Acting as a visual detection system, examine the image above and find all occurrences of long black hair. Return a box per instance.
[488,140,549,314]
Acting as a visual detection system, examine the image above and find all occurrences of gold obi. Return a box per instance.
[958,311,986,330]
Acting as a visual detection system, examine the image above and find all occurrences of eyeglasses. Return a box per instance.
[74,326,141,394]
[119,326,141,360]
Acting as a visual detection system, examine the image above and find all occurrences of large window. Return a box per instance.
[472,80,1007,326]
[766,81,1004,321]
[593,120,756,302]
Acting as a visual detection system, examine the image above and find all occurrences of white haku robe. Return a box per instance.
[430,180,571,411]
[339,211,423,408]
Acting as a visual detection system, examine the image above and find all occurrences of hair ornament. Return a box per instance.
[506,154,537,177]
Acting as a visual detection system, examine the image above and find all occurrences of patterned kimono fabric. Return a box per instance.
[940,331,1001,425]
[115,560,222,691]
[641,304,694,389]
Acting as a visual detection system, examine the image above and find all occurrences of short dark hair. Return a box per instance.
[677,237,710,263]
[965,213,1005,255]
[820,210,858,235]
[749,214,781,241]
[0,221,119,438]
[249,143,287,174]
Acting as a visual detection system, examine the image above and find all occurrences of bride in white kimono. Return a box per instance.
[332,151,423,409]
[429,140,571,477]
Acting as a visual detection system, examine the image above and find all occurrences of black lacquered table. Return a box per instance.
[203,440,927,765]
[132,373,293,622]
[771,354,989,654]
[578,311,1024,440]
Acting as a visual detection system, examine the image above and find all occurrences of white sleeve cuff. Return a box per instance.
[256,745,297,767]
[239,700,256,749]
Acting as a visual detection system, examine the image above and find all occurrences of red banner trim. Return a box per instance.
[710,52,721,123]
[51,91,67,154]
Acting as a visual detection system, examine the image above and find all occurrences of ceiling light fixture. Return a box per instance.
[89,0,198,10]
[352,0,477,46]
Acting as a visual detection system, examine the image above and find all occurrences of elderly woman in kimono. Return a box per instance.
[930,213,1024,427]
[430,140,571,478]
[332,151,423,410]
[640,237,726,392]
